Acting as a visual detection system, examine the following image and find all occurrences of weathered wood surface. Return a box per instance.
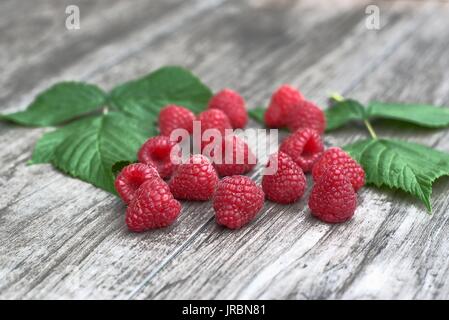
[1,0,449,299]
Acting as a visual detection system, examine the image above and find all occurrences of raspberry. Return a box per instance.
[264,84,304,128]
[308,165,357,223]
[197,109,233,152]
[126,178,181,232]
[286,100,326,134]
[158,104,196,137]
[214,175,265,229]
[208,89,248,129]
[262,152,306,204]
[279,128,324,172]
[211,135,256,177]
[137,136,180,179]
[312,147,365,191]
[169,154,219,201]
[197,109,232,136]
[114,163,159,204]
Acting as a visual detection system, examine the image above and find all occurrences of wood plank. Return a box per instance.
[1,0,448,300]
[0,0,227,205]
[0,0,229,299]
[0,0,225,113]
[133,3,449,299]
[0,0,387,299]
[329,8,449,300]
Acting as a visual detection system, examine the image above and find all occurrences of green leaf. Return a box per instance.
[325,97,449,131]
[344,138,449,212]
[368,101,449,128]
[30,117,97,164]
[325,99,367,131]
[0,82,106,126]
[51,112,156,194]
[109,66,212,119]
[248,107,265,124]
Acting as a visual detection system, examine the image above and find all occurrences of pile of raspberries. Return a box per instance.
[115,85,366,232]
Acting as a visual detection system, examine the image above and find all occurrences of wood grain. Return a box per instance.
[133,2,449,300]
[0,0,225,113]
[1,0,449,299]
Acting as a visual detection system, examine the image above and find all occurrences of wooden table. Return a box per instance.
[1,0,449,300]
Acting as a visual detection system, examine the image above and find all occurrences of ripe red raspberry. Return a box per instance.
[169,154,219,201]
[279,128,324,172]
[208,89,248,129]
[197,109,233,152]
[286,100,326,134]
[264,84,304,128]
[214,175,265,229]
[126,178,181,232]
[262,152,306,204]
[312,147,365,191]
[197,109,232,136]
[114,163,159,204]
[158,104,196,137]
[308,165,357,223]
[210,135,256,177]
[137,136,180,179]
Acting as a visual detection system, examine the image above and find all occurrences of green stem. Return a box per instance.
[330,92,345,102]
[328,92,377,139]
[364,119,378,139]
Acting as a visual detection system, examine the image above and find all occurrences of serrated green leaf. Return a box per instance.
[109,66,212,120]
[368,101,449,128]
[325,98,449,131]
[0,82,106,126]
[30,117,97,164]
[248,107,265,124]
[325,99,367,131]
[51,112,156,194]
[344,138,449,212]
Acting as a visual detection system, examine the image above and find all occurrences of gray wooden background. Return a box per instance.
[1,0,449,299]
